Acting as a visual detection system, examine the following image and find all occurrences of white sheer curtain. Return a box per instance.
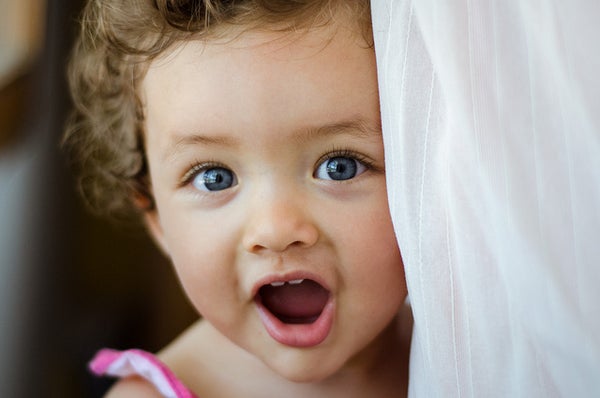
[371,1,600,396]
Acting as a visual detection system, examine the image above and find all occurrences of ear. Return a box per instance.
[144,209,170,257]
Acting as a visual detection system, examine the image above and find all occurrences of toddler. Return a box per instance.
[65,1,411,397]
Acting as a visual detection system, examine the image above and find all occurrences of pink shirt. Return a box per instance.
[89,349,198,398]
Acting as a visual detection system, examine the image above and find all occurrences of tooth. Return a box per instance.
[288,279,304,285]
[270,281,285,287]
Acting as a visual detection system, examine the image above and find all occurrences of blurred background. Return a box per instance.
[0,1,197,396]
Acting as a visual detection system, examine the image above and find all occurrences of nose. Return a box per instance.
[242,190,319,254]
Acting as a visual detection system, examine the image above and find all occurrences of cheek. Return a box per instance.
[338,193,400,261]
[335,196,405,295]
[161,206,233,261]
[169,241,239,323]
[350,223,404,289]
[159,211,240,310]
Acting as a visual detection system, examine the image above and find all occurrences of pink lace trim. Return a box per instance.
[89,349,198,398]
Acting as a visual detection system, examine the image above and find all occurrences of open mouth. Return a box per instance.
[257,279,330,324]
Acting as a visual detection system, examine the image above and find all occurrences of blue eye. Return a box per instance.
[314,156,367,181]
[192,167,237,192]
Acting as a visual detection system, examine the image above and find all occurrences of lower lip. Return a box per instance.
[255,298,335,348]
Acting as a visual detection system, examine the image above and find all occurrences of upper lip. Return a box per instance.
[251,270,331,298]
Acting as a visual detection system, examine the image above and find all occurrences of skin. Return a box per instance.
[107,20,410,398]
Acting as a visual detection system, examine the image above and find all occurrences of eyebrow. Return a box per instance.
[292,119,382,145]
[163,134,237,161]
[163,118,381,161]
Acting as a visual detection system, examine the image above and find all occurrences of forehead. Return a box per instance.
[141,24,378,153]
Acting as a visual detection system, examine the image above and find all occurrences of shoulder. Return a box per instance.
[159,320,263,395]
[104,376,164,398]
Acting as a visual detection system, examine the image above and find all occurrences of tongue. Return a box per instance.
[259,280,329,324]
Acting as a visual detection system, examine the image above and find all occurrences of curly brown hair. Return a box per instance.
[63,0,372,218]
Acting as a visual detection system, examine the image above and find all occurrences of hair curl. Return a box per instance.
[64,0,371,219]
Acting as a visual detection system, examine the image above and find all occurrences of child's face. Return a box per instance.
[142,24,406,382]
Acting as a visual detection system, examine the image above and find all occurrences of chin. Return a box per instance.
[265,353,343,384]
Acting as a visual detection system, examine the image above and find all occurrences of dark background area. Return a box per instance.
[0,1,197,396]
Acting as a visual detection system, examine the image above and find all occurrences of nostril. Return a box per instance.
[246,243,267,254]
[243,225,318,254]
[245,239,313,254]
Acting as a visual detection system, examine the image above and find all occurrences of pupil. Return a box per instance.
[326,157,356,180]
[203,168,233,191]
[331,162,345,173]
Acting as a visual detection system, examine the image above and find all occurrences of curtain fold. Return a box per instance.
[372,1,600,396]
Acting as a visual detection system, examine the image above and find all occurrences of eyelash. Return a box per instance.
[179,160,225,188]
[178,149,379,188]
[315,148,378,174]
